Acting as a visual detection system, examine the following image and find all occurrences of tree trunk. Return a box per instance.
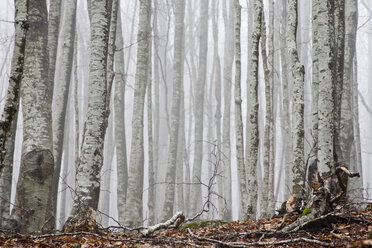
[51,0,77,224]
[260,2,273,218]
[316,0,335,195]
[64,0,110,230]
[0,0,27,227]
[245,0,262,221]
[287,0,305,196]
[221,0,234,220]
[280,0,293,201]
[342,0,362,201]
[211,0,223,219]
[190,0,209,217]
[115,2,128,226]
[10,0,54,233]
[162,0,186,222]
[234,0,248,220]
[124,0,151,226]
[333,0,346,164]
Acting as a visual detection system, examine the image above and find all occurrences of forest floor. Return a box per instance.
[1,208,371,247]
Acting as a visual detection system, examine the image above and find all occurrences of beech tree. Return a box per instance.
[0,0,27,227]
[124,0,151,226]
[234,0,248,218]
[162,0,186,221]
[245,0,262,220]
[9,0,54,233]
[51,0,77,220]
[287,0,305,196]
[190,0,209,215]
[63,0,113,230]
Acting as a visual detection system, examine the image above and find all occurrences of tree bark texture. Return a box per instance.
[245,0,262,221]
[51,0,77,223]
[190,0,209,216]
[287,0,305,196]
[162,0,186,222]
[11,0,54,233]
[69,0,110,216]
[124,0,151,226]
[114,4,128,226]
[0,0,27,226]
[221,0,234,220]
[233,0,248,219]
[315,0,335,184]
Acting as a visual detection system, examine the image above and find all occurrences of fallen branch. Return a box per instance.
[187,228,333,247]
[141,211,185,236]
[282,212,343,233]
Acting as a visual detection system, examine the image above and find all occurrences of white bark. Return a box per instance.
[245,0,262,221]
[311,0,319,159]
[124,0,151,226]
[350,56,363,201]
[259,3,272,218]
[316,0,335,181]
[221,0,234,220]
[234,0,248,218]
[190,0,209,216]
[267,0,276,216]
[114,4,128,226]
[48,0,61,96]
[343,0,362,201]
[333,0,345,163]
[11,0,54,233]
[162,0,186,222]
[211,0,223,219]
[0,0,27,226]
[280,0,293,201]
[70,0,110,214]
[287,0,305,196]
[51,0,77,220]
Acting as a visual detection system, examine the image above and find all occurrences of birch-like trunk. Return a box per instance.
[233,0,248,218]
[350,56,363,201]
[311,0,320,161]
[211,0,223,218]
[287,0,305,196]
[51,0,77,221]
[124,0,151,226]
[147,49,155,224]
[267,0,276,216]
[333,0,346,163]
[245,0,262,221]
[10,0,54,233]
[244,0,254,218]
[66,0,110,221]
[280,0,292,201]
[342,0,361,201]
[162,0,186,222]
[221,0,234,220]
[316,0,335,187]
[114,4,128,226]
[260,3,272,218]
[190,0,209,216]
[151,0,160,222]
[48,0,61,96]
[0,0,27,226]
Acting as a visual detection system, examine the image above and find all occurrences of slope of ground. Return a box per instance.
[1,209,371,247]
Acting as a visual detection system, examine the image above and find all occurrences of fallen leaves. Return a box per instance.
[1,208,371,247]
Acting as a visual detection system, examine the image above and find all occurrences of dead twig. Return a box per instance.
[187,228,333,247]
